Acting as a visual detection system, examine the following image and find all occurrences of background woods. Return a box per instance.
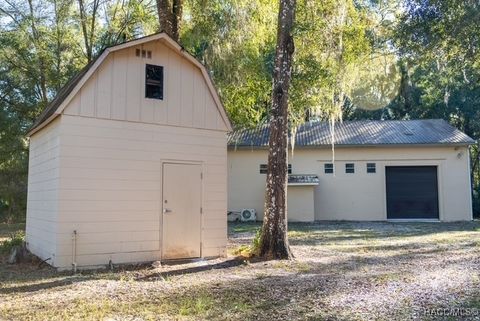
[0,0,479,222]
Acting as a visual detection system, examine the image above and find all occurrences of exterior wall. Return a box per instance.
[287,186,315,222]
[63,39,227,132]
[228,146,472,222]
[54,115,227,268]
[27,39,229,269]
[26,118,61,263]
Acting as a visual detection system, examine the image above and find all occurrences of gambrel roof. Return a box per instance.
[28,33,232,136]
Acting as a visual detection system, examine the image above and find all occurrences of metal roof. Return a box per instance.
[228,119,475,148]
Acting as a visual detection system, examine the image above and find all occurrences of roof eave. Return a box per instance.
[227,142,475,150]
[26,113,59,137]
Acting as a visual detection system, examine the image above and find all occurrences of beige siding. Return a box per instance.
[288,186,315,222]
[63,40,228,132]
[27,36,230,269]
[26,118,61,264]
[228,146,472,222]
[52,115,227,268]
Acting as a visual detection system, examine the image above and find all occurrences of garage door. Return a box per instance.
[386,166,439,219]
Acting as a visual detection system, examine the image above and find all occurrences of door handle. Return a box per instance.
[163,208,172,214]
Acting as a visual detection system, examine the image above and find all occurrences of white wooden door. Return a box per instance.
[162,163,202,259]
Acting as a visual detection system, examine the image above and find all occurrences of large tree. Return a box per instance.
[156,0,183,41]
[258,0,296,259]
[0,0,157,222]
[394,0,480,215]
[180,0,376,129]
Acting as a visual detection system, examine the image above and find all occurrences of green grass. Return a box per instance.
[178,293,214,316]
[228,222,261,234]
[0,286,259,321]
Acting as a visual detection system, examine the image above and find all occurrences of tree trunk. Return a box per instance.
[77,0,91,62]
[258,0,296,260]
[27,0,48,105]
[77,0,99,62]
[156,0,183,41]
[171,0,183,41]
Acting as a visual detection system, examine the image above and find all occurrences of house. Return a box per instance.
[228,119,475,222]
[25,33,232,269]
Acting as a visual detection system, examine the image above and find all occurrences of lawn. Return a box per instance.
[1,221,479,320]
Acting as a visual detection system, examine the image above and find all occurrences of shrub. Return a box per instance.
[251,228,262,254]
[231,228,262,258]
[0,231,25,254]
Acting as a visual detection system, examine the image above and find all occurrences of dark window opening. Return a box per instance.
[145,64,164,100]
[345,163,355,174]
[259,164,267,174]
[367,163,376,173]
[324,163,334,174]
[135,48,141,57]
[260,164,292,174]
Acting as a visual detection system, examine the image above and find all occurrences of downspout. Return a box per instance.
[467,147,474,220]
[72,230,77,273]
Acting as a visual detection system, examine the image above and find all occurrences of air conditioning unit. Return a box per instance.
[240,209,256,222]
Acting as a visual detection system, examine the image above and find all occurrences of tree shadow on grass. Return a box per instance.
[0,275,88,295]
[0,260,148,294]
[2,221,478,301]
[134,251,479,321]
[0,258,248,295]
[1,241,478,321]
[230,221,480,239]
[147,248,480,321]
[136,258,247,281]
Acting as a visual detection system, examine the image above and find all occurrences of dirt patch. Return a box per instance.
[1,221,479,320]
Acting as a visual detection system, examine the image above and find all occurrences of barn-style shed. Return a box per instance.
[26,33,231,269]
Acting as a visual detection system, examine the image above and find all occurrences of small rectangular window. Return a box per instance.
[145,64,164,100]
[259,164,268,174]
[367,163,376,173]
[260,164,292,174]
[324,163,334,174]
[345,163,355,173]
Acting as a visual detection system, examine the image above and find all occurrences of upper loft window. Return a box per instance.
[145,64,164,100]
